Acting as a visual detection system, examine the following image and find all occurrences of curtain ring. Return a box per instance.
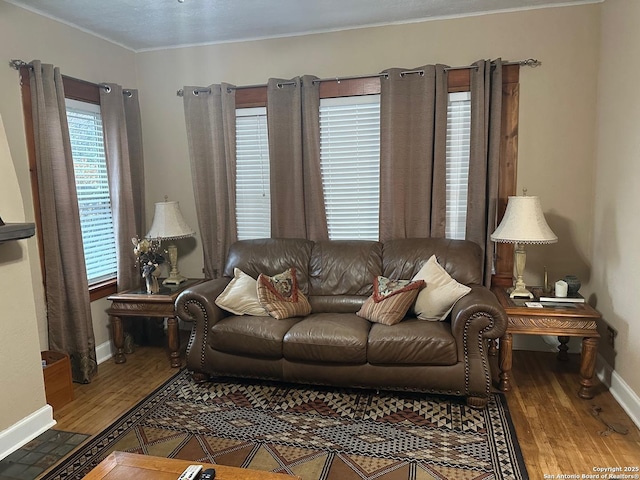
[101,84,111,93]
[277,82,283,89]
[193,89,200,96]
[123,90,133,98]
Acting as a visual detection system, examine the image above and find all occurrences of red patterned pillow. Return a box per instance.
[257,268,311,320]
[356,276,425,325]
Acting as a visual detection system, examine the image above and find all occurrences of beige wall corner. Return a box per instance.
[0,113,47,434]
[136,3,601,289]
[591,0,640,399]
[0,0,137,355]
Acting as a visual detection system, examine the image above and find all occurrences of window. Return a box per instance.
[65,99,117,284]
[319,95,380,240]
[234,93,472,242]
[236,107,271,240]
[445,91,471,240]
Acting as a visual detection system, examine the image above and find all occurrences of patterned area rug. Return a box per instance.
[43,369,528,479]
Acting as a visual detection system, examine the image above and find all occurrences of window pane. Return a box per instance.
[320,95,380,240]
[446,92,471,240]
[66,100,117,284]
[236,107,271,240]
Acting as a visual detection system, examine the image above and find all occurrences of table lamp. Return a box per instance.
[491,192,557,298]
[146,199,195,285]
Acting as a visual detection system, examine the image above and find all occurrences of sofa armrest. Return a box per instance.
[176,278,230,374]
[450,285,507,341]
[450,285,507,398]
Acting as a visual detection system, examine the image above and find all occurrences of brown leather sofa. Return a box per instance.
[176,238,507,408]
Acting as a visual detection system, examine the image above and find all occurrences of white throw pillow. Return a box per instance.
[412,255,471,321]
[215,268,268,316]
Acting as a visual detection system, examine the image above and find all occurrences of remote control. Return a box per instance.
[201,468,216,479]
[177,464,203,480]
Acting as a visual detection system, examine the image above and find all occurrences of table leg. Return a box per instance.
[111,316,126,364]
[578,336,599,399]
[499,333,513,392]
[557,335,570,362]
[167,316,180,368]
[488,339,498,357]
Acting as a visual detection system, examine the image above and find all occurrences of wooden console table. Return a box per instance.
[107,279,202,368]
[491,286,601,399]
[85,451,301,479]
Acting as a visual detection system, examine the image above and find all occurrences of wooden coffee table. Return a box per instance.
[85,451,302,479]
[491,286,601,399]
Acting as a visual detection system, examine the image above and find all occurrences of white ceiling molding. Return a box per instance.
[5,0,602,52]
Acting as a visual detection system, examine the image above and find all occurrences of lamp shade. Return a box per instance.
[491,195,557,244]
[146,201,195,240]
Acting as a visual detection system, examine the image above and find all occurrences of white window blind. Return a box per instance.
[66,100,117,284]
[236,107,271,240]
[320,95,380,240]
[445,91,471,240]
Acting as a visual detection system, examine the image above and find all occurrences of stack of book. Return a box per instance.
[538,293,584,303]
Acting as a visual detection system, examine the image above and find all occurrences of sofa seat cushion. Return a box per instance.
[283,313,371,364]
[210,315,300,359]
[367,319,457,365]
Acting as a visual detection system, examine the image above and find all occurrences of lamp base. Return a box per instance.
[163,274,188,285]
[509,285,534,299]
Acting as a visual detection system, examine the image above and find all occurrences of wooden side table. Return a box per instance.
[107,279,203,368]
[491,286,601,399]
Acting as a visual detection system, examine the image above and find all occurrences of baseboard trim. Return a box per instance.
[96,339,114,365]
[0,341,112,461]
[596,354,640,429]
[0,405,55,461]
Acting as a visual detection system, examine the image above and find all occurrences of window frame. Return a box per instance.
[19,67,117,300]
[234,66,520,286]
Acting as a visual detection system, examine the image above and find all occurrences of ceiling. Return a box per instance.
[6,0,595,52]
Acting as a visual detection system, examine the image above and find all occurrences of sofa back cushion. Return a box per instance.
[308,240,382,312]
[382,238,483,286]
[224,238,314,294]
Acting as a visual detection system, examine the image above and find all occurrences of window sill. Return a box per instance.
[90,278,117,302]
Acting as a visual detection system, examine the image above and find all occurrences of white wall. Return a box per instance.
[136,4,601,291]
[0,0,136,447]
[0,1,138,353]
[136,5,603,353]
[0,112,46,438]
[592,0,640,399]
[1,0,638,442]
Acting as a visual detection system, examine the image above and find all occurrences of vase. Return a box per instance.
[145,270,161,294]
[563,275,581,295]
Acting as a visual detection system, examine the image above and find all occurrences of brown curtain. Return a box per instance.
[183,84,237,278]
[467,59,503,286]
[267,76,328,240]
[379,65,448,242]
[29,61,97,383]
[100,84,145,291]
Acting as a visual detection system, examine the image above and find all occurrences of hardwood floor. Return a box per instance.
[49,347,640,478]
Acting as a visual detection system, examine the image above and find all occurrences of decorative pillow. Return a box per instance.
[215,268,269,316]
[356,276,424,326]
[257,268,311,320]
[412,255,471,321]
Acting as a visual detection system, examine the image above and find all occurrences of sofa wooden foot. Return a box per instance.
[466,396,488,409]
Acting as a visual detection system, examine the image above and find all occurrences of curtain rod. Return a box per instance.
[9,60,134,96]
[176,58,540,97]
